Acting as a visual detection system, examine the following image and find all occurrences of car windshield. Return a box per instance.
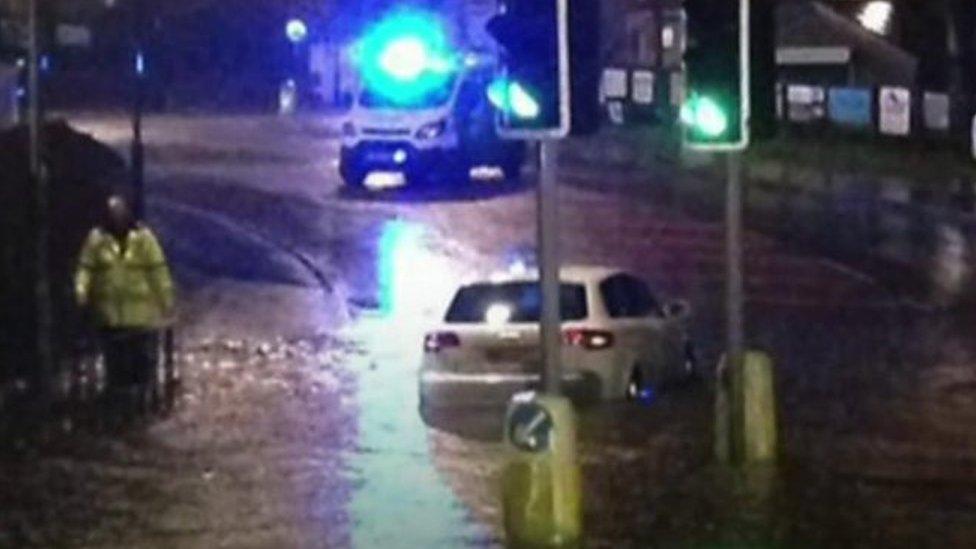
[359,75,458,110]
[445,282,588,323]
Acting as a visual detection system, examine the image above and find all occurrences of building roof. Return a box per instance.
[778,0,917,86]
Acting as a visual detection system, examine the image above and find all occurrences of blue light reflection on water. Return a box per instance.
[344,317,495,548]
[345,220,495,547]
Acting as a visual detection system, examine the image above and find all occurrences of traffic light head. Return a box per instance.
[487,0,600,139]
[355,10,459,106]
[683,0,749,150]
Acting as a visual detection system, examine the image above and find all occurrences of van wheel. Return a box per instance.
[339,158,366,188]
[501,159,522,182]
[341,171,366,189]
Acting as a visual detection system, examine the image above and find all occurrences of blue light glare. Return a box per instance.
[379,37,428,81]
[638,387,656,406]
[378,221,423,316]
[377,220,459,320]
[355,10,458,105]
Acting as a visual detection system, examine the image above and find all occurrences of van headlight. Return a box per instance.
[342,121,356,137]
[416,120,447,140]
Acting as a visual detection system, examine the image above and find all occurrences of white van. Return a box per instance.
[339,62,525,188]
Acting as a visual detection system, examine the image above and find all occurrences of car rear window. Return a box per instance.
[445,282,588,323]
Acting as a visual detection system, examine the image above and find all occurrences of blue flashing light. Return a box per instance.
[286,18,308,44]
[39,55,50,73]
[355,10,458,105]
[379,37,428,81]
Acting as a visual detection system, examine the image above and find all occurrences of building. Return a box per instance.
[777,0,917,87]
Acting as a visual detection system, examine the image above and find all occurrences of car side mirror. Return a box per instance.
[663,300,690,319]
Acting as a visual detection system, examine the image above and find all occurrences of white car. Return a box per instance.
[419,265,697,403]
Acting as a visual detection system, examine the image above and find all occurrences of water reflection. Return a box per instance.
[343,317,497,548]
[343,221,496,547]
[378,220,459,321]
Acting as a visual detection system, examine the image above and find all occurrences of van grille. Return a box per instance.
[362,127,411,137]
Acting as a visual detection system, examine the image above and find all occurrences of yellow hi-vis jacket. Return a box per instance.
[74,225,174,329]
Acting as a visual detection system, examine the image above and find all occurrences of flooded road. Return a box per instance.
[2,113,973,547]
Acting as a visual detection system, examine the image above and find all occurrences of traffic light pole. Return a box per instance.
[726,151,746,464]
[28,0,53,399]
[538,140,562,395]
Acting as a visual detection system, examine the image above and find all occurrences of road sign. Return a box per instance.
[879,86,911,136]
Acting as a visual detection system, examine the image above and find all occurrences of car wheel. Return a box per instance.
[626,368,648,401]
[682,340,701,383]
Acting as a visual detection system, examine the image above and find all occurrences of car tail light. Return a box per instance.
[563,329,614,350]
[424,332,460,353]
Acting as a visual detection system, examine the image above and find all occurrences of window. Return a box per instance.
[445,282,588,324]
[600,274,662,318]
[359,74,458,110]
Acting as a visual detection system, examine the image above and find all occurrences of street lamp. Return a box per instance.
[858,1,893,35]
[286,18,308,45]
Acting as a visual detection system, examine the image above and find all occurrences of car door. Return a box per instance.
[597,275,657,390]
[616,274,685,383]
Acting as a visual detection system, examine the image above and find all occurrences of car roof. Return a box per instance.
[468,264,626,286]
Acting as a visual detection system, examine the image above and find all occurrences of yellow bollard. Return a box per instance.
[501,392,582,548]
[715,351,778,466]
[742,352,778,463]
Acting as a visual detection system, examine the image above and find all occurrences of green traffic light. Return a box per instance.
[486,78,541,120]
[509,82,540,119]
[682,95,729,138]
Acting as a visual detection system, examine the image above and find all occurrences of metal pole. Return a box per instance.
[726,151,746,464]
[538,140,562,395]
[131,0,146,218]
[28,0,53,397]
[27,0,40,176]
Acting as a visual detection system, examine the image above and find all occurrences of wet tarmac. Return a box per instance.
[2,113,972,548]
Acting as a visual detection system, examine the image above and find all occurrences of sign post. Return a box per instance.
[726,152,746,464]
